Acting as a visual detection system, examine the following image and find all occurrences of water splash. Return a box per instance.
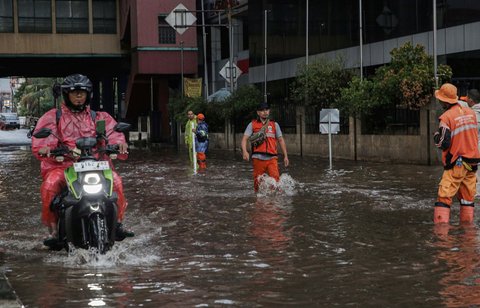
[256,173,298,197]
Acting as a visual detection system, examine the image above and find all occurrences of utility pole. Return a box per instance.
[359,0,363,81]
[433,0,438,88]
[200,0,209,98]
[264,9,268,104]
[180,41,184,99]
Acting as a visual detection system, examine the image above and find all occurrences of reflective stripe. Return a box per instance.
[451,124,478,137]
[460,199,474,206]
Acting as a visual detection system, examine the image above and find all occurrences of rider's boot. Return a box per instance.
[115,222,134,241]
[43,222,62,250]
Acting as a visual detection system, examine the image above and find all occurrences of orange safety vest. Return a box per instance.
[439,104,480,167]
[252,119,277,156]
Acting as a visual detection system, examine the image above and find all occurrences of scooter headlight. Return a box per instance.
[83,173,103,194]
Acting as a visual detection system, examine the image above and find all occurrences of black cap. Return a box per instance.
[468,89,480,104]
[257,102,270,110]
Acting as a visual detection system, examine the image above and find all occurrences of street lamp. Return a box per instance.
[264,9,269,104]
[433,0,438,88]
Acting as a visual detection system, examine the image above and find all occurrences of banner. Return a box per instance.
[184,78,202,98]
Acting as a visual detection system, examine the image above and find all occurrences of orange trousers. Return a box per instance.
[437,165,476,206]
[197,152,207,169]
[40,167,127,226]
[252,158,280,191]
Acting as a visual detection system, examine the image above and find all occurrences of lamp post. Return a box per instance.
[306,0,309,67]
[180,41,184,99]
[200,0,209,98]
[433,0,438,88]
[359,0,363,80]
[264,9,268,104]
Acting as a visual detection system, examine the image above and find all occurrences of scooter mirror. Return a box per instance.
[33,128,52,139]
[114,122,131,133]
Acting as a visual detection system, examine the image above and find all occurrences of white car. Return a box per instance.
[0,113,20,129]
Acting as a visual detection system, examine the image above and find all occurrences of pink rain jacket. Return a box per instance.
[32,103,127,177]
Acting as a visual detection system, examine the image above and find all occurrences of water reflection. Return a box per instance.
[434,224,480,307]
[248,197,292,253]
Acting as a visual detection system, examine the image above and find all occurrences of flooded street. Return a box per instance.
[1,137,479,307]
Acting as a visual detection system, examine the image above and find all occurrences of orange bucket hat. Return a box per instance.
[435,83,458,104]
[197,113,205,120]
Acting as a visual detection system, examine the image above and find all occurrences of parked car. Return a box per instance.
[0,113,20,130]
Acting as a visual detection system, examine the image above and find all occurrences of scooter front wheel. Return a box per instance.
[88,213,109,254]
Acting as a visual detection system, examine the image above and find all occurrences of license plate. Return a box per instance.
[73,160,110,172]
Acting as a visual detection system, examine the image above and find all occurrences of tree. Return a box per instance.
[16,78,59,117]
[290,56,355,109]
[338,42,452,115]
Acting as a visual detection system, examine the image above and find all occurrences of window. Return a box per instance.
[56,0,88,33]
[93,0,116,34]
[158,15,176,44]
[18,0,52,33]
[0,0,13,32]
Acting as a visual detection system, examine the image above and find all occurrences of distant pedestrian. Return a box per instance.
[195,113,209,169]
[241,102,289,192]
[184,110,197,167]
[463,89,480,133]
[433,83,480,224]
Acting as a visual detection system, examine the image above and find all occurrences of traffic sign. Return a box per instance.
[166,4,197,35]
[219,61,242,83]
[319,108,340,134]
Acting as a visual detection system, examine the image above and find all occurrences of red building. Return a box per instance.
[120,0,198,141]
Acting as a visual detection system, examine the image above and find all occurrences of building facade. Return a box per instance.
[202,0,480,162]
[0,0,199,142]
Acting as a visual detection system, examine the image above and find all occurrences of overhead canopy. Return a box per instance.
[207,88,231,103]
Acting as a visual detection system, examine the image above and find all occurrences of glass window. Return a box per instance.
[93,0,116,34]
[18,0,51,33]
[158,15,175,44]
[0,0,13,32]
[56,0,88,33]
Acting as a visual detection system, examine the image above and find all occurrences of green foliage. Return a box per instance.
[337,77,381,115]
[15,78,59,117]
[290,56,355,108]
[168,85,263,132]
[339,42,453,115]
[223,85,262,119]
[168,91,226,132]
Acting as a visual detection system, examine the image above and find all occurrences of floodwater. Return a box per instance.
[1,136,480,307]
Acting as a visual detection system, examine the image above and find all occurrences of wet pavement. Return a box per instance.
[1,129,480,306]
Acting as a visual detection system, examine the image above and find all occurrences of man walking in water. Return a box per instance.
[433,83,480,224]
[241,102,289,192]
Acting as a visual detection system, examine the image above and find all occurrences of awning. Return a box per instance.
[207,88,231,103]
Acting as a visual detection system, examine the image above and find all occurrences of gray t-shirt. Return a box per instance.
[244,120,282,160]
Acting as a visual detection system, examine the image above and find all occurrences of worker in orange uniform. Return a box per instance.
[241,102,289,192]
[433,83,480,224]
[195,113,209,169]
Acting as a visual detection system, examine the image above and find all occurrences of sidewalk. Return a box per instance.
[0,129,31,146]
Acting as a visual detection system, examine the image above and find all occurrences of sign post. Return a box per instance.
[319,109,340,169]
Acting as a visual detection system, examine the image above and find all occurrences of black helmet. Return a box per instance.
[61,74,93,111]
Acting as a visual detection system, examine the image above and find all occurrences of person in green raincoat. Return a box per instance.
[185,110,197,166]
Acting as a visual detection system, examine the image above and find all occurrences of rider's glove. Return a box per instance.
[72,147,81,158]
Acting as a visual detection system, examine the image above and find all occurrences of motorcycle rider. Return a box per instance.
[32,74,134,246]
